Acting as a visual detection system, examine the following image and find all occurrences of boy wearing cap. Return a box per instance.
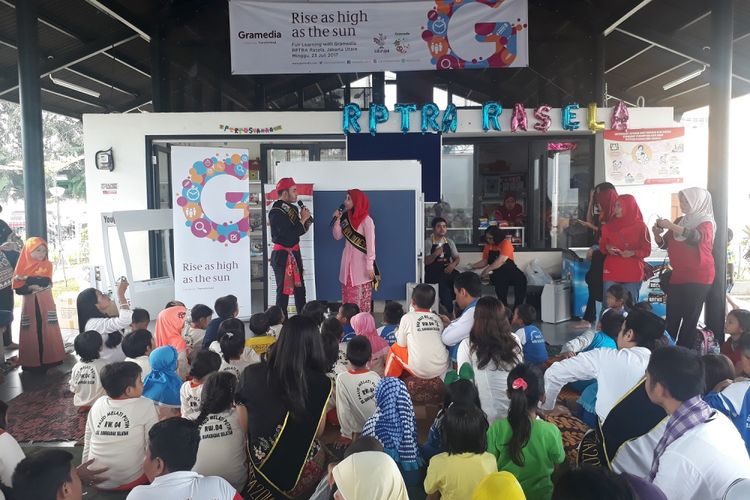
[268,178,312,316]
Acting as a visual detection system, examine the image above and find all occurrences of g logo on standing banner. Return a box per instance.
[422,0,527,70]
[176,154,251,244]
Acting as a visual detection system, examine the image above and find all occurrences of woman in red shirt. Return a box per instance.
[599,194,651,307]
[652,187,716,348]
[470,226,527,310]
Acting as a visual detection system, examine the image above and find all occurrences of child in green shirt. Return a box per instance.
[486,364,565,500]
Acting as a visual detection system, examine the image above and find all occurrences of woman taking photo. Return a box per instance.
[76,279,131,363]
[332,189,378,313]
[470,226,527,310]
[236,314,331,498]
[456,296,522,424]
[652,187,716,348]
[13,238,65,370]
[599,194,651,303]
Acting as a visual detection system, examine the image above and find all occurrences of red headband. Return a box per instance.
[511,378,528,391]
[276,177,296,192]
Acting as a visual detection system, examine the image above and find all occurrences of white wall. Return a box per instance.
[83,107,677,276]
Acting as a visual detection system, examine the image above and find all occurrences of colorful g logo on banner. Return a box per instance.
[176,154,251,244]
[422,0,527,70]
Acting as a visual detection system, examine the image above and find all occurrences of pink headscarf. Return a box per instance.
[154,305,187,353]
[350,312,389,358]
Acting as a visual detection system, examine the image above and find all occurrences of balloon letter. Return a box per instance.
[562,104,580,131]
[510,103,528,132]
[587,102,605,132]
[394,103,417,133]
[482,101,503,132]
[342,103,362,134]
[441,103,458,133]
[368,104,390,136]
[611,100,629,131]
[421,103,441,133]
[533,105,552,132]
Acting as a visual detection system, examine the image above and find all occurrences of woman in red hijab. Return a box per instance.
[12,237,65,370]
[332,189,378,312]
[599,194,651,305]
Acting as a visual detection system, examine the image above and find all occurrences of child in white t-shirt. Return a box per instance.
[385,284,450,380]
[84,361,159,490]
[185,304,213,357]
[70,331,107,409]
[0,400,24,494]
[192,372,248,491]
[209,319,259,379]
[122,329,154,381]
[264,305,285,338]
[180,350,222,420]
[130,308,150,332]
[336,336,381,441]
[127,417,239,500]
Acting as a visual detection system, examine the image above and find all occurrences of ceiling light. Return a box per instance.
[49,75,101,98]
[662,66,706,91]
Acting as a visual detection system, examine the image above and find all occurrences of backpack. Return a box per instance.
[694,324,720,355]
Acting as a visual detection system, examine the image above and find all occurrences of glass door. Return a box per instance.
[530,140,594,249]
[148,144,174,279]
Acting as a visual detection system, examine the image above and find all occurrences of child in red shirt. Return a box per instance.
[721,309,750,369]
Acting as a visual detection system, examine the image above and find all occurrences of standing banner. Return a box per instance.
[171,146,252,314]
[604,128,685,186]
[264,183,316,312]
[229,0,528,74]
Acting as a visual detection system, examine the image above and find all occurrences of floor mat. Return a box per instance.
[6,372,86,443]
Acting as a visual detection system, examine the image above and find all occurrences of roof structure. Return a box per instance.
[0,0,748,118]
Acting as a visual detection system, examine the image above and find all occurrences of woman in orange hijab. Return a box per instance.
[154,304,189,379]
[13,237,65,370]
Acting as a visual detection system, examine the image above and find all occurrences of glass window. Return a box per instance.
[426,144,474,245]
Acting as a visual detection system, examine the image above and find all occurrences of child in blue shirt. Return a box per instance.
[511,304,548,365]
[337,303,360,341]
[377,302,404,346]
[560,308,625,355]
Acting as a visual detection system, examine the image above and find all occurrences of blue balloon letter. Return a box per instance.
[421,103,441,134]
[394,103,417,134]
[441,103,458,133]
[368,104,390,136]
[342,103,362,134]
[562,104,580,131]
[482,101,503,131]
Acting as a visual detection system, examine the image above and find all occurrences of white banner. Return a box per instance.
[171,146,252,315]
[229,0,528,74]
[265,183,316,313]
[604,128,685,186]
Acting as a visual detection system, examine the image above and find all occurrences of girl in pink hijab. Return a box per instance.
[351,312,389,376]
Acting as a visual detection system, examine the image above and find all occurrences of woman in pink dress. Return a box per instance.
[332,189,378,312]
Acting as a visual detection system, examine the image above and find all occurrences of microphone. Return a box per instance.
[297,201,314,224]
[330,203,345,227]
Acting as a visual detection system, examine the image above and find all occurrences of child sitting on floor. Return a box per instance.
[385,284,450,380]
[322,316,348,374]
[130,308,150,332]
[722,308,750,369]
[213,319,258,378]
[350,312,390,377]
[202,295,238,350]
[127,417,239,499]
[424,404,497,500]
[302,300,328,329]
[422,363,481,461]
[193,372,248,491]
[122,329,154,381]
[486,363,564,500]
[265,305,285,338]
[336,336,381,442]
[0,400,24,497]
[511,304,548,366]
[245,312,275,357]
[143,346,183,420]
[560,308,625,355]
[337,303,360,341]
[379,302,405,346]
[180,350,222,420]
[84,361,159,490]
[185,304,213,354]
[70,330,106,409]
[604,284,633,316]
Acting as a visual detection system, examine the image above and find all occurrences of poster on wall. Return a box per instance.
[171,146,252,314]
[604,128,685,186]
[229,0,528,74]
[264,183,316,312]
